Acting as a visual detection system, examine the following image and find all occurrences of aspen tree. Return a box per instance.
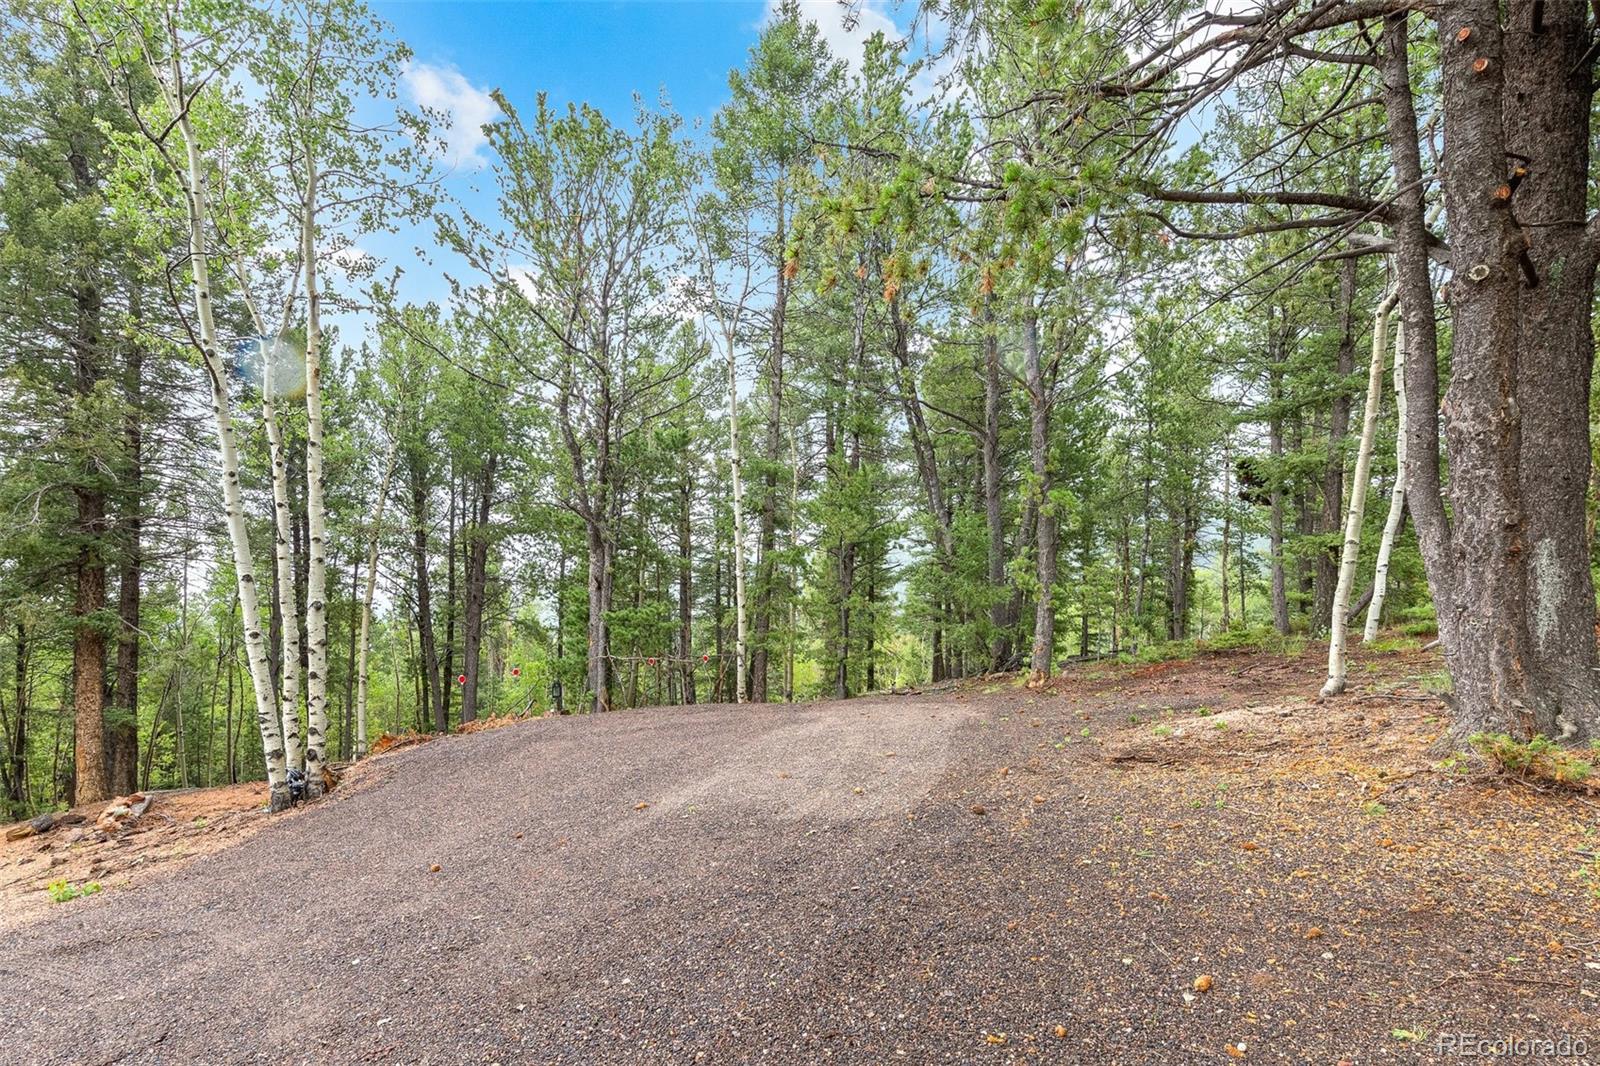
[1364,321,1407,642]
[1322,292,1397,697]
[74,1,291,807]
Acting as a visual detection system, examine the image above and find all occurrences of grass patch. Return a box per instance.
[1364,635,1419,653]
[1135,639,1196,664]
[1469,732,1599,790]
[1418,670,1453,696]
[46,879,102,904]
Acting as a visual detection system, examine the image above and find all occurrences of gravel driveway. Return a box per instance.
[5,666,1594,1065]
[0,697,1005,1065]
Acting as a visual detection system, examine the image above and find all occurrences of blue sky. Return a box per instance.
[347,1,924,317]
[376,1,770,127]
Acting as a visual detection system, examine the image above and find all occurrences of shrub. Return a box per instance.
[1469,732,1597,789]
[46,879,102,904]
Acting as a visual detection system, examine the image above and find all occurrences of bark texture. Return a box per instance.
[1383,5,1600,739]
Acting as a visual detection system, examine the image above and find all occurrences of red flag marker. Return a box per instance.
[512,667,521,678]
[701,654,709,663]
[647,657,657,667]
[457,674,466,685]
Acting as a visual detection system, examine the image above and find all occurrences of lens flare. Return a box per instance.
[232,335,308,401]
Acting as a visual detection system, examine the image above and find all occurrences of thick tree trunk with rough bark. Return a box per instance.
[1381,5,1600,740]
[69,275,109,806]
[71,491,108,807]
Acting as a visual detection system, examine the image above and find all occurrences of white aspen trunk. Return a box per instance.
[729,335,749,705]
[167,67,289,810]
[225,258,305,777]
[1364,320,1408,642]
[262,360,305,774]
[1322,290,1398,697]
[300,158,331,796]
[356,437,400,758]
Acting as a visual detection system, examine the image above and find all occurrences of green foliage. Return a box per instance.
[46,879,102,904]
[1469,733,1597,788]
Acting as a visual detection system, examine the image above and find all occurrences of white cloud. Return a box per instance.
[403,62,499,171]
[768,0,903,75]
[506,264,541,303]
[329,245,375,275]
[766,0,957,106]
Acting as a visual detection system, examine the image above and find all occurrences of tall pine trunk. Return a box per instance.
[355,438,399,756]
[1024,302,1057,683]
[410,476,444,733]
[1382,6,1600,740]
[982,297,1011,669]
[461,455,496,724]
[586,525,611,713]
[678,459,695,704]
[752,182,787,704]
[108,333,141,796]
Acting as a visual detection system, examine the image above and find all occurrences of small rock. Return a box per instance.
[429,863,442,873]
[970,804,987,816]
[1052,1025,1067,1039]
[1193,974,1214,993]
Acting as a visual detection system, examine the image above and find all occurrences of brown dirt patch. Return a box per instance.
[0,781,272,931]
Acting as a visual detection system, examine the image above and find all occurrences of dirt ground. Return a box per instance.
[1,640,1596,1064]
